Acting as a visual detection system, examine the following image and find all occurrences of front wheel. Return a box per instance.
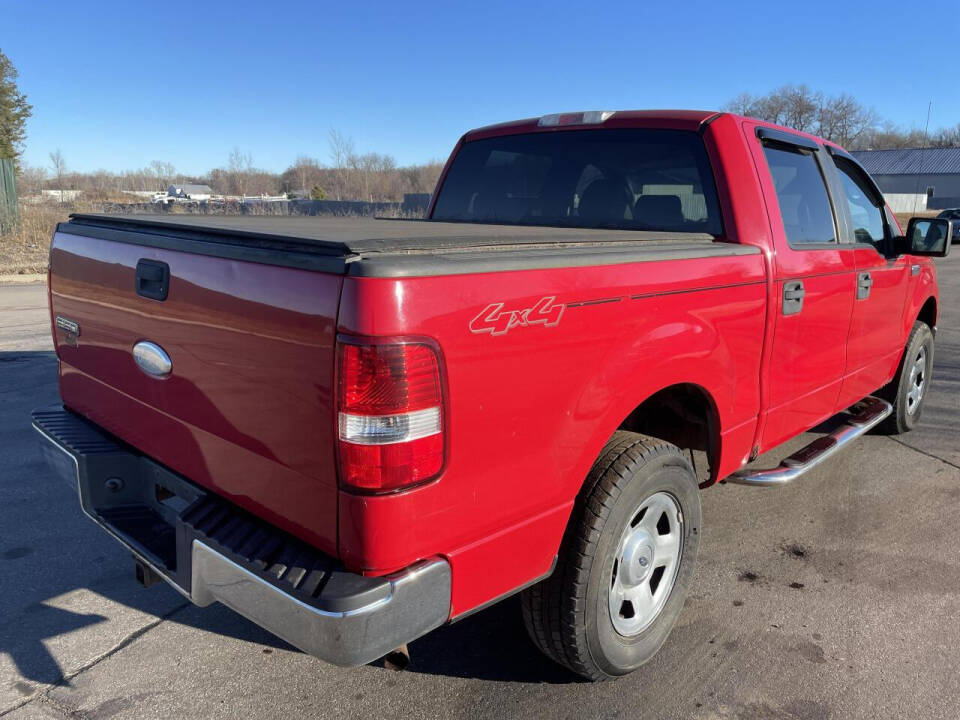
[877,321,934,434]
[521,432,701,680]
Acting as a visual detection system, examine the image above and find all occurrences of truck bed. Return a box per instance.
[62,214,758,277]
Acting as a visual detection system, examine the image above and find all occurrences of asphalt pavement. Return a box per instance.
[1,257,958,720]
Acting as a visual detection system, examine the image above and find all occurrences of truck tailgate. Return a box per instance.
[48,229,342,556]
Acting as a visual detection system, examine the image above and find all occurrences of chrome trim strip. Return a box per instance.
[726,398,892,487]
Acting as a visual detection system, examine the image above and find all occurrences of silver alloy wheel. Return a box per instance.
[608,491,683,637]
[906,345,927,416]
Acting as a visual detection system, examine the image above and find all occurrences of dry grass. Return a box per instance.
[895,210,940,230]
[0,200,427,275]
[0,202,73,274]
[0,201,254,274]
[1,200,946,277]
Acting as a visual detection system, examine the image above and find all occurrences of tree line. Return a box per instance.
[4,43,960,202]
[19,134,444,203]
[24,86,960,202]
[724,84,960,150]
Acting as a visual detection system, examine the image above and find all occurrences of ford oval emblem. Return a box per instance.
[133,341,172,378]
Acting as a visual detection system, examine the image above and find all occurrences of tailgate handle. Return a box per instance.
[135,259,170,301]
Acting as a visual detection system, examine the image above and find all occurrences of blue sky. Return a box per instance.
[4,0,958,175]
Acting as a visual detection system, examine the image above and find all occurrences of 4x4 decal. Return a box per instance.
[469,296,565,336]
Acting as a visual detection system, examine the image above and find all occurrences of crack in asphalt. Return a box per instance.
[0,601,191,718]
[886,435,960,471]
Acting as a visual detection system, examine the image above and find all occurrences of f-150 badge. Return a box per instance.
[469,296,565,336]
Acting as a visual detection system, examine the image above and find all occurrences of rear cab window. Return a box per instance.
[431,129,724,235]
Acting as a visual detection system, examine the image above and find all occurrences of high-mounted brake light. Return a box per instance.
[336,339,446,493]
[538,111,615,127]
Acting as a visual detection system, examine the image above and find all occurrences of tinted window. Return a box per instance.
[762,146,836,245]
[834,159,886,243]
[432,129,723,234]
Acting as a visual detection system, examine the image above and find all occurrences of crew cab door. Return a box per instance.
[747,125,857,451]
[826,151,910,404]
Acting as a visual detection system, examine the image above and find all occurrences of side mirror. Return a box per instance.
[905,217,952,257]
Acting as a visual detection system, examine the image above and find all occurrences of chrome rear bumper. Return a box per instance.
[189,543,449,665]
[32,405,451,667]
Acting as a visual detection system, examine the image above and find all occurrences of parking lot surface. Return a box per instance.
[2,257,959,720]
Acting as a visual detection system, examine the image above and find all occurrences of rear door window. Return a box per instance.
[762,146,837,245]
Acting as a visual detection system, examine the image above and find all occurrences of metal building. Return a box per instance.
[851,148,960,211]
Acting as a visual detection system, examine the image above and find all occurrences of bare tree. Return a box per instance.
[284,155,323,196]
[724,85,877,148]
[25,143,444,205]
[149,160,176,191]
[48,149,66,201]
[91,168,111,198]
[931,123,960,148]
[818,93,877,148]
[227,148,254,197]
[724,92,756,117]
[16,164,46,195]
[328,130,356,200]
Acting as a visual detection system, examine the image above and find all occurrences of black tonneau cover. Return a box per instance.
[59,214,758,277]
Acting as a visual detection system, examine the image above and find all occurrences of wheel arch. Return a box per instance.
[616,382,723,488]
[917,295,937,331]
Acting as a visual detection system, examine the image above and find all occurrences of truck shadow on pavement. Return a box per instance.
[401,597,583,683]
[0,351,289,692]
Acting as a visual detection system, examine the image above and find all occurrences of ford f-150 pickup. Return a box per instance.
[33,110,953,680]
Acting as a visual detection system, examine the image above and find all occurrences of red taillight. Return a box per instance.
[336,339,445,493]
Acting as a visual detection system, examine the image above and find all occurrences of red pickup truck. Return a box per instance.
[34,110,952,681]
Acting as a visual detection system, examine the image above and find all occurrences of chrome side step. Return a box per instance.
[726,397,892,487]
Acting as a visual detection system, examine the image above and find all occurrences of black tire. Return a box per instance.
[520,431,701,681]
[877,321,934,434]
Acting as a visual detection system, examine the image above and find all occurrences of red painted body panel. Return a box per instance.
[49,233,342,555]
[840,249,910,404]
[738,117,855,452]
[48,110,942,621]
[337,255,767,610]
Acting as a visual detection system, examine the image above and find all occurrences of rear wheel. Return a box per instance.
[877,321,934,434]
[521,431,701,680]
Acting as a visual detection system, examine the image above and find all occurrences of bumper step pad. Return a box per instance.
[33,404,452,666]
[182,495,392,613]
[32,405,391,611]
